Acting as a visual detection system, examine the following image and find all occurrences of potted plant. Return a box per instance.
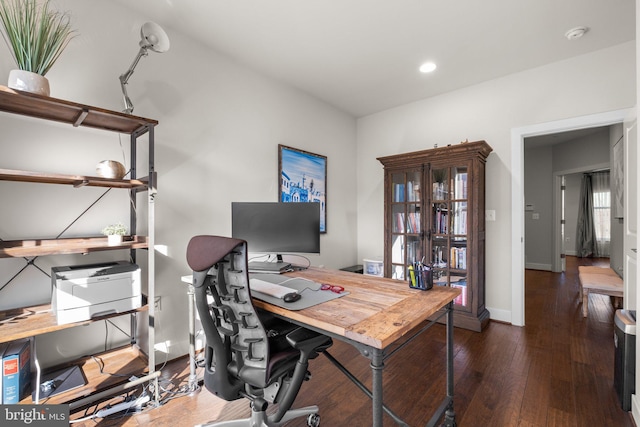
[101,222,128,246]
[0,0,77,96]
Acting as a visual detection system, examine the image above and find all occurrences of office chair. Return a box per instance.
[186,235,332,427]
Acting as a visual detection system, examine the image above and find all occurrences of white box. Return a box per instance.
[52,262,141,325]
[363,259,383,277]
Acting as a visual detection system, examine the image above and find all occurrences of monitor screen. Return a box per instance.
[231,202,321,254]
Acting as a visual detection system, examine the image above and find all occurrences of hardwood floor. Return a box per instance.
[71,256,635,426]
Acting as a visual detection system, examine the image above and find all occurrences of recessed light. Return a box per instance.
[419,62,437,73]
[565,26,588,40]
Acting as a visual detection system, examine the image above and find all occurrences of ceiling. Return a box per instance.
[116,0,635,117]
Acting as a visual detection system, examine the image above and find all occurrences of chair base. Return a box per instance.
[195,405,320,427]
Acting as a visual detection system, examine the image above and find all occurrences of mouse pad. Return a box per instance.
[249,273,349,310]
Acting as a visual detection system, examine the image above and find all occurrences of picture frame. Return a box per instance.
[278,144,327,233]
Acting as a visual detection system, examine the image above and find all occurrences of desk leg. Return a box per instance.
[444,302,456,427]
[187,283,199,392]
[371,348,384,427]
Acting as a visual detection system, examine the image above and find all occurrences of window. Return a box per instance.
[592,171,611,256]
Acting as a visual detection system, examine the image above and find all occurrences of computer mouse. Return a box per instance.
[283,292,301,303]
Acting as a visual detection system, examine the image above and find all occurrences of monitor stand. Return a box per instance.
[248,254,292,274]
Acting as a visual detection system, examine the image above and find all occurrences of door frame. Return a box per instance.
[510,108,630,326]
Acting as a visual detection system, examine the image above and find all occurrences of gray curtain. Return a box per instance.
[576,174,596,257]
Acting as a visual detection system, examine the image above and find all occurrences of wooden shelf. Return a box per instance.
[0,300,149,344]
[0,85,157,134]
[0,168,147,189]
[20,346,149,405]
[0,235,148,258]
[0,84,158,408]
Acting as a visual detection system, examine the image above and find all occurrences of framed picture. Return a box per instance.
[278,144,327,233]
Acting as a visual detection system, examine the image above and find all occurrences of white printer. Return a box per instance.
[52,261,141,325]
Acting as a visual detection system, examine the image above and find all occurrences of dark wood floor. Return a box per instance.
[71,256,635,426]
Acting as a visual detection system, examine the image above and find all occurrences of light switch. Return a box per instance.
[485,210,496,221]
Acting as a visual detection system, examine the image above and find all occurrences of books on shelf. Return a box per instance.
[2,338,31,404]
[452,204,467,235]
[394,181,420,202]
[394,183,405,202]
[451,280,468,306]
[434,207,448,234]
[449,247,467,270]
[454,172,468,199]
[394,212,421,233]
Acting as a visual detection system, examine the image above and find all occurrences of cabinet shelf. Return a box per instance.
[0,168,148,189]
[0,85,157,134]
[0,236,148,258]
[0,300,148,344]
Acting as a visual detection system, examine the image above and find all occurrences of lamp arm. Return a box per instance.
[118,46,149,114]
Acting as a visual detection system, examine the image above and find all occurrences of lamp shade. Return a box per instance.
[140,22,170,53]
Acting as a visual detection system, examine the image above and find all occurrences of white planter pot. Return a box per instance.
[107,235,123,246]
[8,70,50,96]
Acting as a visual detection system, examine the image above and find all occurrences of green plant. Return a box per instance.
[0,0,77,75]
[101,222,127,236]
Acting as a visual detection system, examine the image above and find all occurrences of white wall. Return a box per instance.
[523,144,554,270]
[0,0,357,365]
[356,42,636,324]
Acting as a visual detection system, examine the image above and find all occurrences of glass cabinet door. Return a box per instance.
[390,170,422,279]
[429,166,469,309]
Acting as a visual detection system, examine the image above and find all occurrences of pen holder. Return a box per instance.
[409,266,433,290]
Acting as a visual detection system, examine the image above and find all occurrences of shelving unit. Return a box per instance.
[0,85,158,408]
[378,141,492,331]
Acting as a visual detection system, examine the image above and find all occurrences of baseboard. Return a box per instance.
[525,263,552,271]
[631,394,639,426]
[487,307,512,324]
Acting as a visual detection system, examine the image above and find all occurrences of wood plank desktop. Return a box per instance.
[253,267,460,349]
[253,267,460,426]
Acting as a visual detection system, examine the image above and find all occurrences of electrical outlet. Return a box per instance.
[154,296,161,311]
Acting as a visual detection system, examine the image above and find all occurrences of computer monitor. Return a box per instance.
[231,202,321,256]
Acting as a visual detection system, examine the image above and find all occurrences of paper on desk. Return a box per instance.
[249,278,296,298]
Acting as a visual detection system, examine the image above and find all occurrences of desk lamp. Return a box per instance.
[119,22,170,114]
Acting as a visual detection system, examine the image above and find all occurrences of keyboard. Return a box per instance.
[249,278,296,298]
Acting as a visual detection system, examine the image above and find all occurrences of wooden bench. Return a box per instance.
[578,266,623,317]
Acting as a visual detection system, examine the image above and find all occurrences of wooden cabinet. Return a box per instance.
[0,85,158,407]
[378,140,492,331]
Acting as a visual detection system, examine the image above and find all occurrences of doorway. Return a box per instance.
[511,109,630,326]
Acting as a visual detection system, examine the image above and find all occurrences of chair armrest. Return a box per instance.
[286,327,332,358]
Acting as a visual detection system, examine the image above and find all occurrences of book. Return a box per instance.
[2,338,31,404]
[0,343,9,404]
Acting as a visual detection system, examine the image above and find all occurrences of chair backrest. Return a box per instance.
[186,235,271,400]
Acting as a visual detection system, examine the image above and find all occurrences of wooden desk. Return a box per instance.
[183,267,459,426]
[254,267,460,427]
